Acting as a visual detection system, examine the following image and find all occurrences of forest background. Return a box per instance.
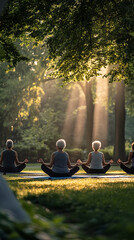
[0,0,134,163]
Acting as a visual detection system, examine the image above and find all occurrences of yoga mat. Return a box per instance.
[0,172,44,175]
[20,174,134,180]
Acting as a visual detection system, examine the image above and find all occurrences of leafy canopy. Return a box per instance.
[0,0,134,83]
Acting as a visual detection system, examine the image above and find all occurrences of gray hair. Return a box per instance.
[92,140,101,151]
[6,139,13,149]
[56,139,66,149]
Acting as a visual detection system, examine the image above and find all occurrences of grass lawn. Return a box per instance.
[2,164,134,240]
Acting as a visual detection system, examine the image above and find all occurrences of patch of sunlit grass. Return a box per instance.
[4,175,134,200]
[3,163,134,239]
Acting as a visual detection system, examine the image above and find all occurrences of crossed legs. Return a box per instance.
[82,164,111,174]
[120,163,134,174]
[0,163,26,173]
[41,164,79,177]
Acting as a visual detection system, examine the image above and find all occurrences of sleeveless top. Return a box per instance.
[130,150,134,167]
[90,151,103,169]
[52,151,69,173]
[2,149,16,168]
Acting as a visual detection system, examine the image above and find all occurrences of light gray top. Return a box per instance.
[90,151,103,169]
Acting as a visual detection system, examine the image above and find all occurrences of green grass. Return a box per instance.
[3,164,134,239]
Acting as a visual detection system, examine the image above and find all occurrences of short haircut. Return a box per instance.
[56,139,66,149]
[6,139,13,149]
[92,140,101,151]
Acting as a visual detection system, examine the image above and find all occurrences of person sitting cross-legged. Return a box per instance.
[37,139,80,177]
[0,139,28,173]
[77,140,113,174]
[117,142,134,174]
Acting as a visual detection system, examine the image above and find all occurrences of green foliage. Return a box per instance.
[15,108,61,162]
[0,0,134,83]
[0,206,78,240]
[66,148,85,162]
[0,42,48,143]
[0,37,28,68]
[100,146,114,160]
[100,142,132,161]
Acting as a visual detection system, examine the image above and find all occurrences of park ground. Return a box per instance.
[2,164,134,240]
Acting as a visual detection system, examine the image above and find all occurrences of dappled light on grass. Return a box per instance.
[4,164,134,240]
[6,177,134,199]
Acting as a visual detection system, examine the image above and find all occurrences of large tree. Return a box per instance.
[0,0,133,83]
[114,81,126,161]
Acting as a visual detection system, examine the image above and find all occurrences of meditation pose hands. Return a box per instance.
[77,159,82,165]
[37,158,44,164]
[117,159,122,164]
[37,139,80,177]
[109,159,114,164]
[79,141,113,174]
[24,159,29,163]
[0,139,28,173]
[117,142,134,174]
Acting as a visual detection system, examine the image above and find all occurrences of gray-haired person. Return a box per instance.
[37,139,80,177]
[77,140,113,173]
[0,139,28,173]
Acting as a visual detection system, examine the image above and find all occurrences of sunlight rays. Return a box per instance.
[62,84,86,147]
[72,85,86,147]
[92,67,109,147]
[62,67,109,148]
[61,86,79,145]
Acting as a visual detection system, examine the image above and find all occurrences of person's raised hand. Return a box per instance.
[37,158,43,163]
[109,159,114,164]
[24,159,28,163]
[117,159,122,164]
[77,159,82,166]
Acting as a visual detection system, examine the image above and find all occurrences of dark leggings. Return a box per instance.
[120,163,134,174]
[41,164,79,177]
[82,164,111,174]
[0,163,26,173]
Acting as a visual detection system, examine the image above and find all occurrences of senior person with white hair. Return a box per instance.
[0,139,28,173]
[78,140,113,174]
[37,139,80,177]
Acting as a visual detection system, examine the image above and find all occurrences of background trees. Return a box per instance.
[0,0,133,82]
[0,0,134,161]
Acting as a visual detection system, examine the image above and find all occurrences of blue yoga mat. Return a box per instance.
[20,174,134,180]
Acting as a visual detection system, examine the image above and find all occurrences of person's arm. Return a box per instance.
[80,152,92,166]
[15,152,28,165]
[102,153,113,166]
[125,152,132,164]
[118,152,132,165]
[37,153,54,168]
[0,152,3,165]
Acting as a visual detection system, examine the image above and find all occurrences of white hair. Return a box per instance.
[56,139,66,149]
[92,140,101,151]
[6,139,13,148]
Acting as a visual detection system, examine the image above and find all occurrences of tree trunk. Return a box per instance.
[85,81,94,152]
[114,81,125,161]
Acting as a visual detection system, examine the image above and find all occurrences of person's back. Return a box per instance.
[79,140,113,173]
[0,139,28,173]
[90,151,103,169]
[52,151,69,173]
[2,149,16,169]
